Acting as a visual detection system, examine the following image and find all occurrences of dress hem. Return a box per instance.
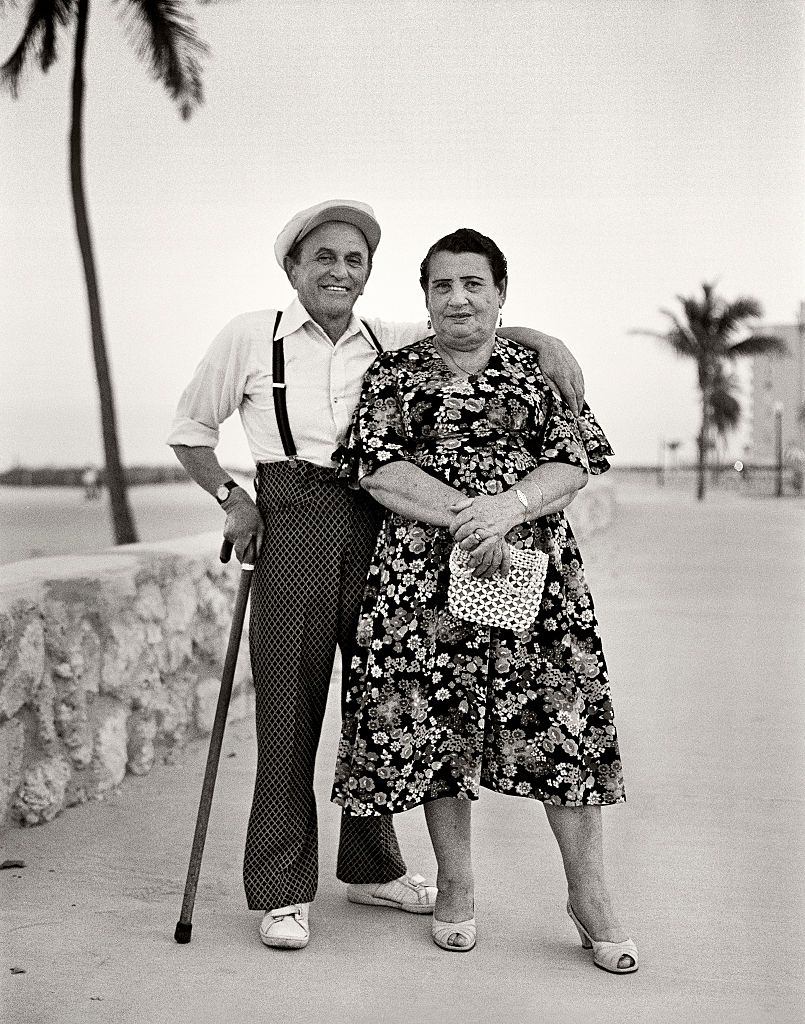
[333,784,627,818]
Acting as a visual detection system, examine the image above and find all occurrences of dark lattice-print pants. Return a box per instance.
[243,461,407,910]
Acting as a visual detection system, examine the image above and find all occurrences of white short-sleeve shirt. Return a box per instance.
[166,297,427,467]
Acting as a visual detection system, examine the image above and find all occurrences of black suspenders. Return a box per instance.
[361,319,382,355]
[271,311,296,459]
[271,314,383,460]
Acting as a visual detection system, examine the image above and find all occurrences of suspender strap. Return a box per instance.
[361,319,383,355]
[271,311,297,459]
[272,313,382,461]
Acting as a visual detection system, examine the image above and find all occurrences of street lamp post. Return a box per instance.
[774,402,784,498]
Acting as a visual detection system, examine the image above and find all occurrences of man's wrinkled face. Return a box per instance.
[285,222,371,326]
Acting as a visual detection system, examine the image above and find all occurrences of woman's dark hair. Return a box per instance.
[419,228,507,291]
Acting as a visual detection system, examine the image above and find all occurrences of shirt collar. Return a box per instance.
[277,296,376,348]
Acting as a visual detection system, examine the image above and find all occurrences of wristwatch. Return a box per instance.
[215,480,239,506]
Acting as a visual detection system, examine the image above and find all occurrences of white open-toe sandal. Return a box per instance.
[432,916,477,952]
[567,902,638,974]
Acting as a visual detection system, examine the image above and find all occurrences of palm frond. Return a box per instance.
[1,0,74,94]
[676,294,709,337]
[627,328,667,340]
[710,389,742,435]
[677,289,728,349]
[116,0,208,118]
[717,296,763,338]
[726,333,788,359]
[629,324,697,359]
[708,366,742,437]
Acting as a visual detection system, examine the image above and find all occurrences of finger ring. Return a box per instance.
[474,531,483,541]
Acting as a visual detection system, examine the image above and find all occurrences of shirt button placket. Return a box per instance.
[332,343,347,432]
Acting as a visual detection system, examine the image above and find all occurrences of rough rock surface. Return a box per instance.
[0,533,252,825]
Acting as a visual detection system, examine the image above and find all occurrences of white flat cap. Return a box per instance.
[274,199,381,268]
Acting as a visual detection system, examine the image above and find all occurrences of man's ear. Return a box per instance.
[284,256,298,285]
[498,278,508,305]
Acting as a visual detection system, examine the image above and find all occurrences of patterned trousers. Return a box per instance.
[243,461,407,910]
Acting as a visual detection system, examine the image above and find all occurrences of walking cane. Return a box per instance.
[174,536,256,944]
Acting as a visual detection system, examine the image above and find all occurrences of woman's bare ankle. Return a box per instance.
[435,874,474,922]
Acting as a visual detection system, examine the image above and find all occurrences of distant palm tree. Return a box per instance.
[633,283,787,499]
[708,365,742,478]
[2,1,209,543]
[709,363,742,439]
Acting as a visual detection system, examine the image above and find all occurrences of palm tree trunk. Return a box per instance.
[69,0,137,544]
[697,385,709,501]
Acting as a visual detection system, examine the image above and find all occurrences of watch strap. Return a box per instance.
[215,480,239,506]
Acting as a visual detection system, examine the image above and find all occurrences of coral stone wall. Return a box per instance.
[0,534,253,826]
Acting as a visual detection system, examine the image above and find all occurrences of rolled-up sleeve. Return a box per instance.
[166,318,251,449]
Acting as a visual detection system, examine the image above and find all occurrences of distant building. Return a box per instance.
[746,302,805,465]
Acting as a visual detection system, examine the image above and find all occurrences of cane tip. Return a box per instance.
[174,920,192,944]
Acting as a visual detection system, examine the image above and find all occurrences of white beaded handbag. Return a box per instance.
[448,542,549,632]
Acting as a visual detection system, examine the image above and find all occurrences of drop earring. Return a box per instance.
[498,310,503,328]
[427,317,432,331]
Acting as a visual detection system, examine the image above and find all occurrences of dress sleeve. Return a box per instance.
[535,390,614,476]
[335,353,414,487]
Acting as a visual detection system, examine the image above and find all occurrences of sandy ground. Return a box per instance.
[1,481,804,1024]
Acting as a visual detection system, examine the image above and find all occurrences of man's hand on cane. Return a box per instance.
[222,488,264,562]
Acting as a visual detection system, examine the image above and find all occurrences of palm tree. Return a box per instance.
[709,364,741,475]
[633,283,787,500]
[2,0,208,543]
[708,365,742,443]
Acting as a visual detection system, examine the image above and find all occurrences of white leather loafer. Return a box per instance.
[259,903,310,949]
[346,873,436,914]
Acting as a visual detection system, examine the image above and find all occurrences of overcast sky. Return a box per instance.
[2,0,802,469]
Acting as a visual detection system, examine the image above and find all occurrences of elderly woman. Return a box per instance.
[331,229,636,973]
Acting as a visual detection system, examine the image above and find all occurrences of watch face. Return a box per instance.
[216,484,231,502]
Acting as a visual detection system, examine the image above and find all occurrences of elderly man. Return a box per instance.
[168,200,584,950]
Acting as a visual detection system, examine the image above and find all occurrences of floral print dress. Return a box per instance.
[331,336,625,815]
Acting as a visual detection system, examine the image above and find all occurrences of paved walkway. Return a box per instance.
[2,482,803,1024]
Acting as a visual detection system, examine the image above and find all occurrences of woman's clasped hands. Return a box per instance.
[448,492,526,579]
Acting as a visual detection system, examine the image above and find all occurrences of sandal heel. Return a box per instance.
[567,902,593,947]
[566,901,638,975]
[574,924,592,948]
